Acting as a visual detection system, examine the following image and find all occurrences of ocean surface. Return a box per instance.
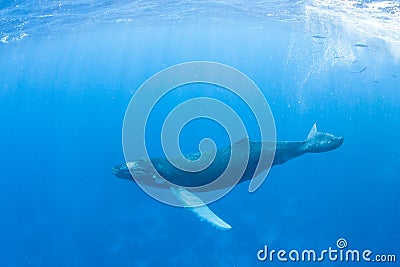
[1,0,399,266]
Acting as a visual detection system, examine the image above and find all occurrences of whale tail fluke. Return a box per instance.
[307,123,318,141]
[304,123,344,153]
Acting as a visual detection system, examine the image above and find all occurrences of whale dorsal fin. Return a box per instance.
[170,187,232,230]
[307,123,318,140]
[233,138,249,145]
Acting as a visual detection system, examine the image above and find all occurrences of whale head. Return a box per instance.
[112,160,167,187]
[112,163,133,180]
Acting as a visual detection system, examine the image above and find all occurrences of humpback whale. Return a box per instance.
[112,124,343,229]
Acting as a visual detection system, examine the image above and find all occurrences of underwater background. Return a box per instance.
[1,0,399,266]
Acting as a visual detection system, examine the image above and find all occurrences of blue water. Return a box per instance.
[1,1,400,266]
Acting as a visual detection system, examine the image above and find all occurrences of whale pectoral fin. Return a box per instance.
[307,123,318,140]
[170,187,232,230]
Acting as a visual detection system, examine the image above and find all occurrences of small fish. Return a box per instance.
[359,66,367,73]
[312,35,327,39]
[373,80,379,83]
[392,74,398,79]
[354,44,368,48]
[351,66,367,74]
[0,35,8,43]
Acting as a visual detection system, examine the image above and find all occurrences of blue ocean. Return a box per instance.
[1,0,399,266]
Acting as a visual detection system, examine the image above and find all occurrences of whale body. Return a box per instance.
[112,123,343,229]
